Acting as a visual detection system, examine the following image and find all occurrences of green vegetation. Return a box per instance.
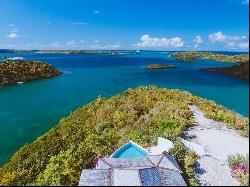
[0,59,62,86]
[144,64,176,69]
[183,151,199,186]
[176,56,200,62]
[170,141,199,186]
[0,86,248,186]
[201,61,249,80]
[228,154,249,186]
[170,51,249,63]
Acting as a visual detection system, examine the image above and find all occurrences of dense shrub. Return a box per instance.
[170,140,199,186]
[0,60,62,86]
[228,154,249,186]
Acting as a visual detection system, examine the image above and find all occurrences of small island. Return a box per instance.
[144,64,176,69]
[170,52,249,63]
[201,61,249,80]
[0,58,62,87]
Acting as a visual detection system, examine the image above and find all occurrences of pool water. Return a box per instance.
[111,143,148,158]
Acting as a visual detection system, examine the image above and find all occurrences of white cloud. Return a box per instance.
[67,40,77,48]
[209,31,249,50]
[194,35,203,48]
[208,31,248,43]
[167,37,184,47]
[93,10,101,15]
[227,35,247,41]
[71,22,89,25]
[226,42,249,50]
[6,25,19,39]
[225,42,236,49]
[90,41,121,49]
[209,31,227,42]
[134,35,184,48]
[237,42,249,49]
[80,40,85,44]
[90,44,121,50]
[6,31,19,39]
[51,42,60,48]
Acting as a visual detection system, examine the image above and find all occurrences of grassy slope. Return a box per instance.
[0,86,248,186]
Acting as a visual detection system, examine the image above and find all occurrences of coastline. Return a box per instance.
[0,86,248,186]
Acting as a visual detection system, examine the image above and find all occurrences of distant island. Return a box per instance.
[201,61,249,80]
[0,57,62,87]
[144,64,176,69]
[170,52,249,63]
[0,49,137,55]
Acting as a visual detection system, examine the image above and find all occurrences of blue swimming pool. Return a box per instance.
[111,143,148,158]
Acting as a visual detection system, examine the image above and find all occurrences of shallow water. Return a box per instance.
[0,51,249,164]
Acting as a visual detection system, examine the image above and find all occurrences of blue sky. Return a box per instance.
[0,0,249,51]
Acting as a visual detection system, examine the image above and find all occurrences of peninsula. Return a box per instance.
[201,61,249,80]
[170,52,249,63]
[0,86,248,186]
[0,58,62,87]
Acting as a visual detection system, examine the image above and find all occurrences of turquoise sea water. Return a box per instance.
[111,143,148,158]
[0,51,249,164]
